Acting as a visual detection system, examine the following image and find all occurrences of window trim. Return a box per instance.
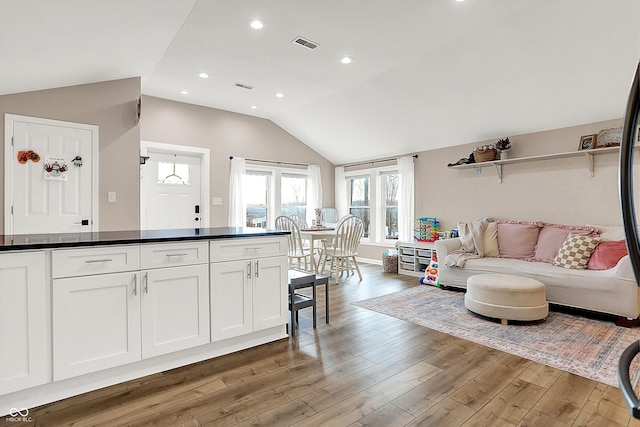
[344,165,399,244]
[244,165,308,228]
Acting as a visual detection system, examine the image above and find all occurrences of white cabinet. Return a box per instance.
[210,238,288,342]
[0,251,48,395]
[52,242,211,379]
[398,241,435,277]
[52,271,141,381]
[141,262,209,358]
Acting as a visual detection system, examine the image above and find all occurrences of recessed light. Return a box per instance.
[198,72,209,79]
[456,0,464,2]
[340,56,354,64]
[275,92,284,98]
[251,105,257,109]
[249,19,265,30]
[180,90,188,95]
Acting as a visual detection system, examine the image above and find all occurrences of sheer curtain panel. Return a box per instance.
[335,166,347,217]
[229,157,246,227]
[306,165,322,227]
[398,155,415,241]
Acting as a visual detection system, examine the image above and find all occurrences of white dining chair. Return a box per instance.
[320,215,364,281]
[275,215,313,269]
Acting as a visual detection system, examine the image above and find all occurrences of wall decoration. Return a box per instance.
[578,134,597,150]
[596,127,621,147]
[72,156,83,167]
[43,155,69,180]
[17,150,41,164]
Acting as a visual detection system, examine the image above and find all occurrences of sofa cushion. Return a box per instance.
[497,221,543,260]
[587,240,628,270]
[534,224,599,263]
[553,233,601,270]
[483,222,499,257]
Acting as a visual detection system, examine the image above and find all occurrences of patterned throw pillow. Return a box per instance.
[553,233,601,270]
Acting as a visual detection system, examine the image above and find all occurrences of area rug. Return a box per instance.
[353,285,640,387]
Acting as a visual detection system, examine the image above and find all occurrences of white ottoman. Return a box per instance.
[465,274,548,325]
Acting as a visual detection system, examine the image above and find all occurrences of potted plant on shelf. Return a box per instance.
[496,138,511,160]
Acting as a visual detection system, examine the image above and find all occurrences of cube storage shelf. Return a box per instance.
[397,240,435,278]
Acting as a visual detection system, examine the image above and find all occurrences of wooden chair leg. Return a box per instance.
[352,256,363,280]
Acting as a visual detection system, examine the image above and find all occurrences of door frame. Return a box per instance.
[140,141,210,229]
[4,114,99,234]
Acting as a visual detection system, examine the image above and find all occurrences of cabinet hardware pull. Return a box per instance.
[144,272,149,294]
[165,253,188,257]
[85,259,113,264]
[133,274,137,296]
[255,260,259,278]
[247,261,252,279]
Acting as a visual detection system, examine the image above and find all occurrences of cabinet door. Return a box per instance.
[0,252,48,395]
[253,256,288,331]
[141,264,210,358]
[53,272,141,381]
[210,260,252,341]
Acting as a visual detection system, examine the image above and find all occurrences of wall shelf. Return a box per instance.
[448,146,626,183]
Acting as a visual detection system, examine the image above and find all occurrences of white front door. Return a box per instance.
[5,115,97,234]
[141,151,202,230]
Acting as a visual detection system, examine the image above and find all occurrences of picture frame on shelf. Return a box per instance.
[579,134,597,150]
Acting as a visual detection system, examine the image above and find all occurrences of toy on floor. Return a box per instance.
[420,252,439,287]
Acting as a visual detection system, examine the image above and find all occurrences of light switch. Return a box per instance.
[108,192,116,203]
[212,197,223,205]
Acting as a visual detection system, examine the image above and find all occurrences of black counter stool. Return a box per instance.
[288,269,317,336]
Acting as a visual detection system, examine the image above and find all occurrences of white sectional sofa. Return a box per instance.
[434,223,640,322]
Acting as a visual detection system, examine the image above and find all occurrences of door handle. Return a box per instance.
[133,274,137,296]
[255,260,259,278]
[247,261,252,279]
[144,272,149,294]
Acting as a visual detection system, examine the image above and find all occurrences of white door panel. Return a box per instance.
[5,115,97,234]
[142,151,201,230]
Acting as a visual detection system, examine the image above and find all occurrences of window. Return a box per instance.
[243,167,308,228]
[281,174,307,219]
[244,172,270,228]
[344,166,404,243]
[348,176,370,238]
[383,173,399,239]
[157,162,189,185]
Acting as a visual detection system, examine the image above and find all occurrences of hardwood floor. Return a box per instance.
[8,263,640,427]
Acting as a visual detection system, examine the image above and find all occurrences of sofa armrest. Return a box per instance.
[434,238,462,260]
[613,255,636,281]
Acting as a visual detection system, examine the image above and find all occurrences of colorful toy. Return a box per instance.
[414,217,439,242]
[420,251,440,287]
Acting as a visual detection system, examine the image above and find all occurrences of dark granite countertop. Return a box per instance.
[0,227,290,252]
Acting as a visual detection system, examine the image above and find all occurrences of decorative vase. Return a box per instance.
[500,150,509,160]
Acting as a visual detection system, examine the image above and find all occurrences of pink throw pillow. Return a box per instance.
[534,224,599,263]
[587,240,628,270]
[497,221,543,260]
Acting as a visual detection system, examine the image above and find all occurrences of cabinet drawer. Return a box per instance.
[401,247,415,255]
[210,237,287,262]
[140,241,208,269]
[52,245,140,278]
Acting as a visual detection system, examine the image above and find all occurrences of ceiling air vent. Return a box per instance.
[234,83,254,90]
[293,36,318,50]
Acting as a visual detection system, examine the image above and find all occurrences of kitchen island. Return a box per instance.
[0,227,290,415]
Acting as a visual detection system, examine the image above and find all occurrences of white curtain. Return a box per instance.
[335,166,347,217]
[228,157,246,227]
[306,165,322,226]
[398,156,415,241]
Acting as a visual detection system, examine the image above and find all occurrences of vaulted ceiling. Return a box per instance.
[1,0,639,164]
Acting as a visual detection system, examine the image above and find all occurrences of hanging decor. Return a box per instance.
[17,150,41,164]
[72,156,83,167]
[43,155,69,181]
